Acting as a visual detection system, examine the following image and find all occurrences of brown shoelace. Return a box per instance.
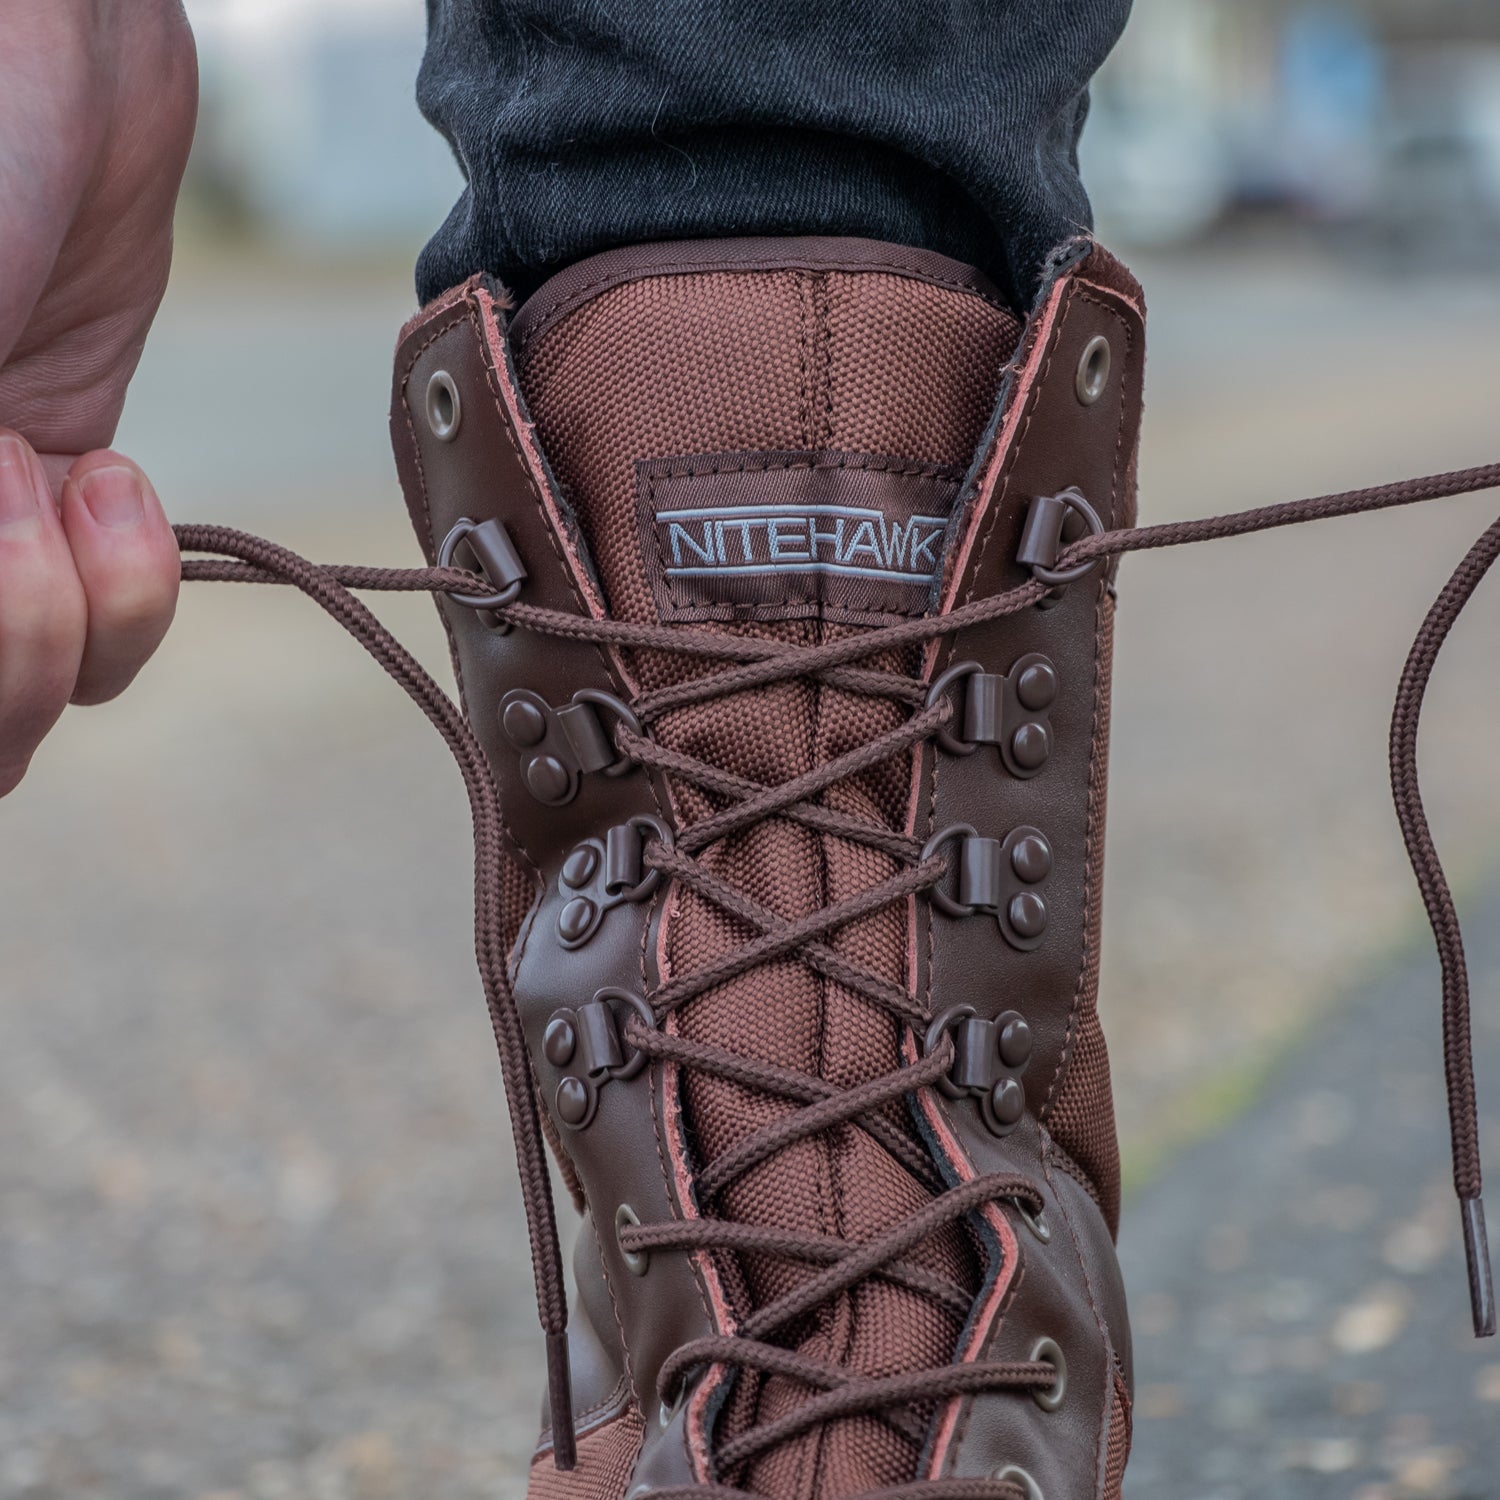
[174,457,1499,1494]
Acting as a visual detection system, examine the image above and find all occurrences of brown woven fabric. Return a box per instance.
[1101,1372,1131,1500]
[529,1409,646,1500]
[516,254,1020,1496]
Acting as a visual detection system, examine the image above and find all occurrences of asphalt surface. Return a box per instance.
[1120,884,1500,1500]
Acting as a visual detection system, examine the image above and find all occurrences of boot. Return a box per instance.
[390,235,1145,1499]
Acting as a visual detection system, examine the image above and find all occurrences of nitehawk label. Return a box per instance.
[636,451,963,624]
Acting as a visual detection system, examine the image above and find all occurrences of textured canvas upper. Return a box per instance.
[513,243,1023,1496]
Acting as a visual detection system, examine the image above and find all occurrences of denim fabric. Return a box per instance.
[416,1,1133,311]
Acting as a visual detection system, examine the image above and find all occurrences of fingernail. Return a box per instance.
[78,465,145,530]
[0,435,41,527]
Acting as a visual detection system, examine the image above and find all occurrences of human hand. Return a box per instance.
[0,0,197,796]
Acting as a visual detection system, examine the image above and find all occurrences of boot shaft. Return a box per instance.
[390,237,1146,1499]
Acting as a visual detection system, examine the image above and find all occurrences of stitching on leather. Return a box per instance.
[467,301,594,623]
[464,295,672,836]
[398,311,539,893]
[533,1377,635,1462]
[644,961,716,1424]
[1047,1136,1102,1207]
[1040,591,1107,1128]
[957,289,1079,615]
[592,1207,641,1411]
[396,313,461,571]
[571,1375,632,1433]
[651,892,729,1486]
[1040,1140,1113,1497]
[1040,294,1134,1127]
[945,1238,1028,1476]
[510,863,547,977]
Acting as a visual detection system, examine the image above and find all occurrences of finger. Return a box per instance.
[0,428,87,796]
[59,451,179,707]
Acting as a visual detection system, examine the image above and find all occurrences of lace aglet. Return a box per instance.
[1461,1197,1496,1338]
[546,1330,577,1469]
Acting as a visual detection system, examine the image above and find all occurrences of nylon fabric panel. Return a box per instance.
[514,249,1019,1496]
[1102,1372,1132,1500]
[528,1408,646,1500]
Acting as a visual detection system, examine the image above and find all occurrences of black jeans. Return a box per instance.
[416,1,1133,313]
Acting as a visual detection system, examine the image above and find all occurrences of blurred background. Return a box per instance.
[2,0,1499,1496]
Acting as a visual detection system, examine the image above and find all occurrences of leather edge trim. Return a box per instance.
[533,1376,634,1457]
[509,235,1011,354]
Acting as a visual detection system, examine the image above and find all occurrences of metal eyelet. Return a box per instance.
[1011,1196,1051,1244]
[920,823,979,917]
[658,1376,688,1428]
[425,370,462,440]
[437,516,526,612]
[1075,335,1111,406]
[925,661,983,756]
[1029,1337,1067,1411]
[993,1465,1043,1500]
[570,689,643,777]
[614,1202,649,1276]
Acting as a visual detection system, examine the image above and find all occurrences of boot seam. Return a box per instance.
[1037,290,1133,1158]
[395,308,544,891]
[509,238,1012,356]
[1041,1139,1114,1499]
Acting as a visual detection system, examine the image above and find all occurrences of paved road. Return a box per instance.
[1122,886,1500,1500]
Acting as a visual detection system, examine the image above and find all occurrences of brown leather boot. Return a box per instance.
[390,235,1145,1500]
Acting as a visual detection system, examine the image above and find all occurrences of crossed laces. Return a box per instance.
[173,457,1499,1490]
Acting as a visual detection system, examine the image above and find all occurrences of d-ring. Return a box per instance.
[597,988,659,1083]
[925,661,984,756]
[923,1003,977,1100]
[920,823,979,918]
[570,689,644,777]
[437,517,527,611]
[1030,489,1105,588]
[613,815,674,904]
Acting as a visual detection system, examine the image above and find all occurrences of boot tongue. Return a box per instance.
[513,240,1021,1496]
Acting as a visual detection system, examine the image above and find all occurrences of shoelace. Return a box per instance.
[174,458,1500,1494]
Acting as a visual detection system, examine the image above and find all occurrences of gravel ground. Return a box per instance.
[1,242,1498,1496]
